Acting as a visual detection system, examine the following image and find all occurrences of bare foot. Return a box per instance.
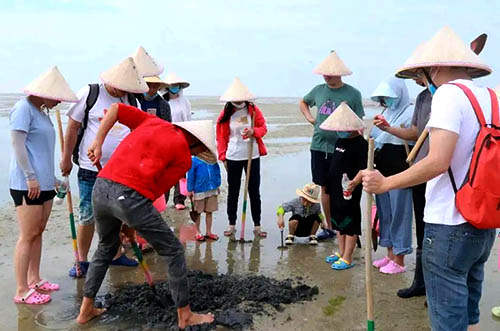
[76,297,106,324]
[178,305,214,329]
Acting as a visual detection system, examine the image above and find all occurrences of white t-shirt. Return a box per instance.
[424,79,495,226]
[226,107,259,161]
[169,92,192,122]
[66,84,132,171]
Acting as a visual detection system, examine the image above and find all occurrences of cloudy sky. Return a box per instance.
[1,0,499,98]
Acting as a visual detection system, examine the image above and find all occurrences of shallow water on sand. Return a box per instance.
[0,95,498,330]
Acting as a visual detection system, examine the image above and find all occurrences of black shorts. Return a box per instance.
[331,214,361,236]
[289,214,321,237]
[10,189,56,207]
[310,150,334,187]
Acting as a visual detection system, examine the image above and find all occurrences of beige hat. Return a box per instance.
[24,66,78,102]
[173,120,217,159]
[132,46,164,77]
[164,72,190,89]
[144,75,168,88]
[296,183,320,204]
[100,57,149,94]
[220,77,256,102]
[313,51,352,76]
[396,26,492,79]
[320,102,364,132]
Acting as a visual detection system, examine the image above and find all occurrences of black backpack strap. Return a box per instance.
[82,84,99,129]
[127,93,138,107]
[448,168,458,194]
[72,84,99,165]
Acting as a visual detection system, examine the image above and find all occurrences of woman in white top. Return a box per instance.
[216,78,268,238]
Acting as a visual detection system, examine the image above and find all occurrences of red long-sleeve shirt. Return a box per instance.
[98,103,191,200]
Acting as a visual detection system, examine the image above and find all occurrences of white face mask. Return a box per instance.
[231,102,246,109]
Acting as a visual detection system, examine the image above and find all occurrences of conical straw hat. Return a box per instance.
[164,72,190,89]
[220,77,256,102]
[100,57,149,93]
[173,120,217,159]
[132,46,164,77]
[313,51,352,76]
[319,102,364,131]
[24,66,78,102]
[396,26,491,79]
[144,75,168,88]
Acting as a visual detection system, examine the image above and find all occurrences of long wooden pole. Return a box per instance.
[365,138,375,331]
[55,109,81,277]
[240,111,256,241]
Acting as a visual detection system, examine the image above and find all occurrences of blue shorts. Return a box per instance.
[77,168,98,226]
[422,222,495,330]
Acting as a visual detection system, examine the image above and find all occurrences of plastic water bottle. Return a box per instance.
[55,177,69,205]
[341,173,352,200]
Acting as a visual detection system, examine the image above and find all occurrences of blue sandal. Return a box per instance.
[331,258,354,270]
[325,252,341,264]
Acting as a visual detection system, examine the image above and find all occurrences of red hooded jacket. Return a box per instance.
[216,103,267,161]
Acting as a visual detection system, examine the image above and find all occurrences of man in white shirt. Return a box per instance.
[361,27,496,331]
[60,57,149,277]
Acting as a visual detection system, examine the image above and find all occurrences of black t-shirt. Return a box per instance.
[326,136,368,228]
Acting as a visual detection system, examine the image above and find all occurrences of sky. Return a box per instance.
[1,0,499,98]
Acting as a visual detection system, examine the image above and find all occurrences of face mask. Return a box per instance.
[168,86,180,94]
[422,68,438,95]
[231,102,246,109]
[384,98,395,108]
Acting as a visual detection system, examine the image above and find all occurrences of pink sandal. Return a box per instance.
[14,288,51,305]
[30,279,60,292]
[205,233,219,241]
[380,260,406,275]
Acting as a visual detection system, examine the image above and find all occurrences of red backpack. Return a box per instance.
[448,83,500,229]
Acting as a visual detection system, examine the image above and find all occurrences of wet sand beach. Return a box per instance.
[0,96,498,330]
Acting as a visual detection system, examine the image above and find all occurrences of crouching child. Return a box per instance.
[276,183,323,245]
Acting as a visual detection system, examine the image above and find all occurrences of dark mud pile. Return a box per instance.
[98,270,319,330]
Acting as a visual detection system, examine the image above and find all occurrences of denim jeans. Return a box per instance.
[83,178,189,308]
[422,222,495,331]
[77,168,98,225]
[376,188,413,256]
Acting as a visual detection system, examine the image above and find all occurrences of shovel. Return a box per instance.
[277,229,288,250]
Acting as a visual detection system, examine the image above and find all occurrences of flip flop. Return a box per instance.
[223,228,236,237]
[205,233,219,241]
[195,233,206,242]
[253,229,267,238]
[14,288,51,305]
[29,279,60,292]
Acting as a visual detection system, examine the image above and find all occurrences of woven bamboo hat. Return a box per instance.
[396,26,492,79]
[319,102,364,131]
[100,57,149,93]
[313,51,352,76]
[296,183,320,204]
[173,120,217,159]
[164,72,190,89]
[133,46,164,77]
[220,77,256,102]
[24,66,78,102]
[144,76,168,88]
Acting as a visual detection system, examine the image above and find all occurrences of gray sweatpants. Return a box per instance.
[83,178,189,308]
